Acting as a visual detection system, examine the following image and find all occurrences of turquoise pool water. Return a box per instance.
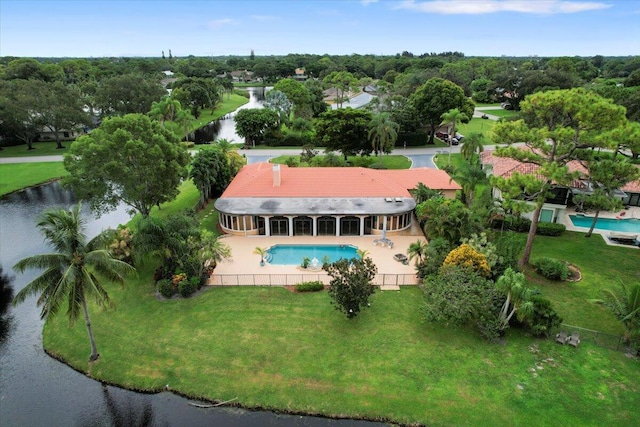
[569,215,640,233]
[266,244,359,265]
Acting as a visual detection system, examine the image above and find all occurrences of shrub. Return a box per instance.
[525,296,563,337]
[491,216,531,232]
[532,257,570,281]
[157,279,175,298]
[417,238,452,278]
[295,281,325,292]
[301,257,311,269]
[398,131,428,146]
[281,132,312,147]
[442,244,491,277]
[536,222,566,236]
[285,156,299,167]
[178,277,199,297]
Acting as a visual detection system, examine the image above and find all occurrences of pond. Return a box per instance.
[0,181,388,426]
[186,87,269,144]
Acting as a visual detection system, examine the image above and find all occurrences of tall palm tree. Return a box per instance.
[495,267,535,331]
[12,203,135,361]
[460,132,485,164]
[368,112,399,159]
[440,108,469,164]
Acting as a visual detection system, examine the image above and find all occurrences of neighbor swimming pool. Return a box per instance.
[266,244,359,265]
[569,215,640,233]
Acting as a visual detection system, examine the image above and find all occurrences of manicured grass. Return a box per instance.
[270,154,412,170]
[0,162,67,196]
[43,282,639,427]
[528,232,640,334]
[234,82,268,87]
[174,94,249,135]
[488,109,519,119]
[458,117,495,138]
[0,142,70,157]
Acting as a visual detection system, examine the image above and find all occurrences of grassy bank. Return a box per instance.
[44,280,639,426]
[0,162,67,196]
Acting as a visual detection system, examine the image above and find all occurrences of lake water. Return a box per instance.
[187,87,268,144]
[0,182,388,426]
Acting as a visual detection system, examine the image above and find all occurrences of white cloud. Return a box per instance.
[361,0,379,5]
[207,18,234,28]
[394,0,612,15]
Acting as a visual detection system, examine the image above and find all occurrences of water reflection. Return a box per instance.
[186,87,268,144]
[0,265,14,349]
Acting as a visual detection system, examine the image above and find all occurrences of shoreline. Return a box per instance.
[43,347,403,426]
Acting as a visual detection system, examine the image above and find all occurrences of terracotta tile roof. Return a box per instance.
[622,165,640,193]
[480,150,588,188]
[220,163,460,199]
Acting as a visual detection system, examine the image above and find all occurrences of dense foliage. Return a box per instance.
[324,257,377,319]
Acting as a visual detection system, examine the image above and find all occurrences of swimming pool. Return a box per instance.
[266,244,359,265]
[569,215,640,233]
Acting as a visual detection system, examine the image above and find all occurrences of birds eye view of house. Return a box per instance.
[215,162,461,237]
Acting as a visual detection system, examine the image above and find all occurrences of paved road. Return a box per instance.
[0,155,64,164]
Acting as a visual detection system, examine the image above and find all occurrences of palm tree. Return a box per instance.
[12,203,135,361]
[460,132,485,164]
[440,108,469,164]
[356,248,370,259]
[495,268,535,331]
[449,163,488,207]
[407,240,428,266]
[411,182,442,205]
[253,247,267,265]
[591,282,640,344]
[368,112,399,159]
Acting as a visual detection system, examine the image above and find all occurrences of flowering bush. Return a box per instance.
[442,244,491,277]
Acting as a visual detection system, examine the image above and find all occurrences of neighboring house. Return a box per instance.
[229,70,254,83]
[36,127,86,142]
[481,151,640,223]
[292,68,308,81]
[215,162,460,236]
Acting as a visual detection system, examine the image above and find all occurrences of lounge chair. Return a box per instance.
[609,232,639,245]
[393,253,408,263]
[567,332,581,347]
[616,211,627,219]
[555,330,568,344]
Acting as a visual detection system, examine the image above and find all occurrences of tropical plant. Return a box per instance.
[411,183,442,205]
[356,248,370,259]
[12,203,135,361]
[449,162,487,207]
[368,112,399,159]
[591,281,640,343]
[459,132,485,164]
[495,268,535,331]
[407,240,428,266]
[253,247,267,264]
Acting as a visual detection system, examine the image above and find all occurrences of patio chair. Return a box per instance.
[555,330,568,344]
[567,332,581,347]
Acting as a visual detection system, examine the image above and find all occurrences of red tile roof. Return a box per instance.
[481,150,640,193]
[480,150,588,188]
[220,163,461,199]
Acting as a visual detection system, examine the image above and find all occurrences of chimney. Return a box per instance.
[272,164,281,187]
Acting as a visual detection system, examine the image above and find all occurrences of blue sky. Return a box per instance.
[1,0,638,58]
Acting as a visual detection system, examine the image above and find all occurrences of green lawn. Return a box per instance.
[458,117,496,139]
[0,162,67,196]
[270,154,412,169]
[44,281,639,427]
[488,109,519,119]
[0,142,69,157]
[528,232,640,334]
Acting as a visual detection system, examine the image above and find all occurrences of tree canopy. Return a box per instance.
[315,108,373,160]
[63,114,191,218]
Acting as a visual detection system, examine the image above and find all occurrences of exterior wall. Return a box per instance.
[218,211,414,237]
[441,189,458,199]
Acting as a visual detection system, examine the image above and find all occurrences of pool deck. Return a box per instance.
[209,234,427,289]
[560,206,640,249]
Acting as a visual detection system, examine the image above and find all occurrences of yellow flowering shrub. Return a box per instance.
[442,244,491,277]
